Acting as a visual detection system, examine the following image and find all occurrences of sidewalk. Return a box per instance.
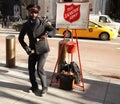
[0,27,120,104]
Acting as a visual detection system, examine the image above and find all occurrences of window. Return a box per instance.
[89,21,95,27]
[99,16,107,23]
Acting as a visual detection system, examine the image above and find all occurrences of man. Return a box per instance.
[18,4,54,96]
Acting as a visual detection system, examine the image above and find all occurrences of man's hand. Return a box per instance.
[25,46,32,55]
[41,34,48,39]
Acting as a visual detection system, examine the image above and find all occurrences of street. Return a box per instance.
[48,36,120,79]
[0,28,120,104]
[0,28,120,79]
[0,1,120,103]
[76,37,120,79]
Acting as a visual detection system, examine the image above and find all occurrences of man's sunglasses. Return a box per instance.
[30,11,38,14]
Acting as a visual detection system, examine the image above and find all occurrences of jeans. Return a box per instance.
[28,52,48,89]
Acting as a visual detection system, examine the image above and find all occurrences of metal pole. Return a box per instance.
[6,35,16,68]
[57,39,69,73]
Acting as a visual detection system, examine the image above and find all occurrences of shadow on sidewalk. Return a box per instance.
[46,71,120,104]
[0,63,120,104]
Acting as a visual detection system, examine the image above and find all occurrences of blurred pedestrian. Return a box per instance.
[18,4,55,96]
[2,16,7,28]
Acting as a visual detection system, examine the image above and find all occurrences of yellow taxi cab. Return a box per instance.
[58,21,118,40]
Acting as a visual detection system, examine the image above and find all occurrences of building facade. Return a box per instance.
[89,0,120,20]
[0,0,21,17]
[37,0,120,20]
[37,0,59,19]
[0,0,120,21]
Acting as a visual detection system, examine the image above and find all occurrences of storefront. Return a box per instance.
[0,0,21,21]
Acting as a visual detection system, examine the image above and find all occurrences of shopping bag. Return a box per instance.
[35,39,50,55]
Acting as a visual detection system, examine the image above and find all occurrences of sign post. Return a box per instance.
[50,2,90,91]
[56,2,89,29]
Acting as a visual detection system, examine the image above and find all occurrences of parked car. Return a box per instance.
[90,14,120,34]
[58,21,118,40]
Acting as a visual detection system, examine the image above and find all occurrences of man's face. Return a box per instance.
[29,10,38,20]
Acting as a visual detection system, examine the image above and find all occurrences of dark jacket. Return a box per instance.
[18,17,55,52]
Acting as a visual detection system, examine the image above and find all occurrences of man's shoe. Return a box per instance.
[30,87,39,93]
[40,87,48,96]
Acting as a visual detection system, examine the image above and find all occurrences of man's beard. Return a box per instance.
[29,16,37,20]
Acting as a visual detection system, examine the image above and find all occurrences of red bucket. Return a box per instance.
[66,42,77,54]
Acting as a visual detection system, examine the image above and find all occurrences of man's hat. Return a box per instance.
[27,4,40,12]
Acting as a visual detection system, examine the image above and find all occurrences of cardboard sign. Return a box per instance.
[56,2,89,29]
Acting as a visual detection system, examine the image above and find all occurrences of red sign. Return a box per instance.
[63,4,80,23]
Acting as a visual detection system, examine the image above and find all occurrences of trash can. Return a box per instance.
[6,35,15,68]
[57,39,70,73]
